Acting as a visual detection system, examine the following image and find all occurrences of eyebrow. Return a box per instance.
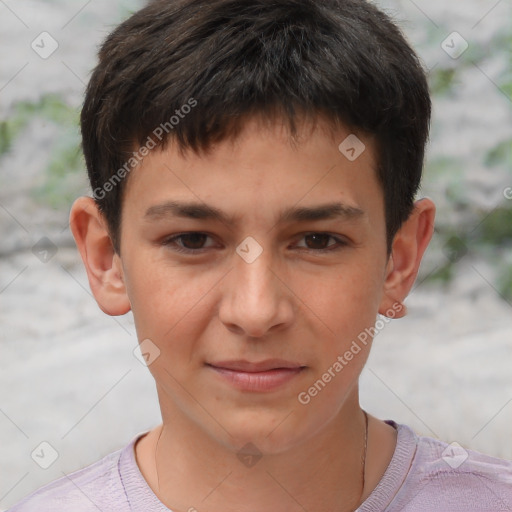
[144,200,365,226]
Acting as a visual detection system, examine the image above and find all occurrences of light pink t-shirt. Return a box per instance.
[7,421,512,511]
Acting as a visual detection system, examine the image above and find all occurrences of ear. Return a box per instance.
[378,198,436,319]
[69,196,131,316]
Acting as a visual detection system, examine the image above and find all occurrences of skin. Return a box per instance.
[70,115,435,512]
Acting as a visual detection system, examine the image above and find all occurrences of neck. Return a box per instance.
[136,394,375,512]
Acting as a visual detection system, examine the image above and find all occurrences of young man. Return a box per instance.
[9,0,512,511]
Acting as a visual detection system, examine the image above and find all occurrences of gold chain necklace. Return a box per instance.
[353,409,369,512]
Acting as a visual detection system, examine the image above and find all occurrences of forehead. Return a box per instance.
[122,116,382,226]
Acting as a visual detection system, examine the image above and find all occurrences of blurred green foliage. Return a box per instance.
[0,94,85,208]
[33,130,86,209]
[429,68,457,96]
[477,207,512,246]
[420,19,512,299]
[484,140,511,168]
[0,95,79,157]
[498,263,512,302]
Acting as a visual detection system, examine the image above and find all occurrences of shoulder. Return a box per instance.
[7,445,128,512]
[394,425,512,511]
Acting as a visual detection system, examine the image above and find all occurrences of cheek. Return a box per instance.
[124,258,218,355]
[295,260,383,345]
[295,275,377,416]
[123,256,181,337]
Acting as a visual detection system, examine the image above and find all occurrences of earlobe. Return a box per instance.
[69,197,131,316]
[378,198,436,318]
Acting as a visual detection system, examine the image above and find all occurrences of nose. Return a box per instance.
[218,246,295,339]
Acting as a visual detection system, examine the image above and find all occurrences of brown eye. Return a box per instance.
[295,233,347,252]
[162,232,215,253]
[176,233,208,249]
[304,233,332,250]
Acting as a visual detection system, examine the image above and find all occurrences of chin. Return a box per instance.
[214,409,310,456]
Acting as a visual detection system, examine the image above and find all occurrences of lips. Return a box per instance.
[207,359,304,372]
[206,359,306,392]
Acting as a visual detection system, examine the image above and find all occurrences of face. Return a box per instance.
[117,116,391,453]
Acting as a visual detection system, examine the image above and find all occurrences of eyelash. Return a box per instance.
[161,232,348,255]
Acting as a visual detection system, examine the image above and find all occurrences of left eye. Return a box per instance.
[295,233,346,251]
[162,232,347,254]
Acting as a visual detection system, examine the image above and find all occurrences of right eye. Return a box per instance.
[161,232,217,254]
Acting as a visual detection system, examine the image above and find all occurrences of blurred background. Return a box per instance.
[0,0,511,508]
